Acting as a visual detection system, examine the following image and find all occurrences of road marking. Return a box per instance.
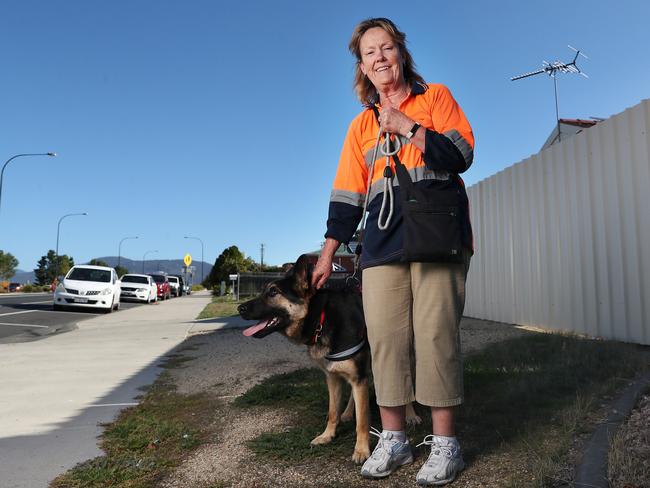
[0,310,37,318]
[0,294,50,299]
[22,300,52,305]
[0,322,49,328]
[88,403,139,407]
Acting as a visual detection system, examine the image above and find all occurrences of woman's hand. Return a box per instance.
[379,107,425,152]
[312,254,333,290]
[379,107,413,136]
[311,238,339,289]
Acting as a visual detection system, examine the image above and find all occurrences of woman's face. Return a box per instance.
[358,27,404,91]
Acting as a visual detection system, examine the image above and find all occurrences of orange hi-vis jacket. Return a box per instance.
[325,82,475,269]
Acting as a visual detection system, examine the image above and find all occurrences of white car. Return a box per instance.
[167,276,180,297]
[120,274,157,303]
[53,265,121,312]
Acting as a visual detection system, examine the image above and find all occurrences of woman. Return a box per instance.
[311,18,474,486]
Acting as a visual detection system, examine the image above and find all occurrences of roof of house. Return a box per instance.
[541,118,600,151]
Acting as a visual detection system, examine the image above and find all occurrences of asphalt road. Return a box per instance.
[0,293,145,344]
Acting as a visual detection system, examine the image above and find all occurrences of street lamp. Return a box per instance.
[184,236,204,284]
[0,153,56,216]
[118,236,139,270]
[56,212,87,278]
[142,250,158,274]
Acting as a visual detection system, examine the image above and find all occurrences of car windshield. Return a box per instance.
[122,276,149,284]
[150,275,165,284]
[168,277,178,283]
[68,267,111,283]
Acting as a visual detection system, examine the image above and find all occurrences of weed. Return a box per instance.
[50,369,220,488]
[238,332,649,485]
[196,297,243,319]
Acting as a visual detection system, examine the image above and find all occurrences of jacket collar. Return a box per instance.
[367,81,427,107]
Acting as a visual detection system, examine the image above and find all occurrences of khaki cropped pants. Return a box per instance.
[362,255,470,408]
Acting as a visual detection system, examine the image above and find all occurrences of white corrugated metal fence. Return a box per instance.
[465,99,650,345]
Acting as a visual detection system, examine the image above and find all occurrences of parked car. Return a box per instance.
[53,265,121,312]
[167,275,186,296]
[8,282,22,292]
[167,276,181,297]
[120,274,157,303]
[148,273,171,300]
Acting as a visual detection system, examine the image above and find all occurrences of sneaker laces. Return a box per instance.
[368,427,400,461]
[417,435,454,462]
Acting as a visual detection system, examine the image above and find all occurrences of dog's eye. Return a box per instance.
[268,287,279,297]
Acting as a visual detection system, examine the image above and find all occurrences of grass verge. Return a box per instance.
[608,391,650,487]
[50,355,219,488]
[236,332,649,486]
[196,296,243,320]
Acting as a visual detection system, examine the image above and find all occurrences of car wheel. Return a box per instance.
[104,298,114,313]
[114,300,120,311]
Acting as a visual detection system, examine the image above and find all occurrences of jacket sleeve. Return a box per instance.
[423,85,474,173]
[325,118,367,244]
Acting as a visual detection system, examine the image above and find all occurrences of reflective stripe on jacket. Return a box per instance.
[325,82,475,269]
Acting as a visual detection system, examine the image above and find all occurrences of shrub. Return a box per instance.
[191,284,204,291]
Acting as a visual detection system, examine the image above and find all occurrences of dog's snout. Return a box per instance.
[237,303,247,315]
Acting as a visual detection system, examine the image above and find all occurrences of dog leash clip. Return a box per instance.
[310,310,326,345]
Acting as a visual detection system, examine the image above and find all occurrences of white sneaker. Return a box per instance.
[360,427,414,478]
[416,435,465,486]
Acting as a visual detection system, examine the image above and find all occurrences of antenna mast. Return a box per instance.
[511,45,588,144]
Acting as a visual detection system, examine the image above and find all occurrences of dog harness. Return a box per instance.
[308,310,367,362]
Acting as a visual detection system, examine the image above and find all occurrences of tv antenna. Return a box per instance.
[511,45,588,143]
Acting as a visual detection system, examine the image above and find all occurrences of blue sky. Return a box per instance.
[2,0,649,272]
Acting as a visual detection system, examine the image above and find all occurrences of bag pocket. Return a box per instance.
[402,200,463,263]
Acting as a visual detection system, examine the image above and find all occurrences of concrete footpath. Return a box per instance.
[0,292,212,488]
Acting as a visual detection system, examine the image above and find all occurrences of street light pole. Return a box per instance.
[118,236,139,270]
[0,152,56,216]
[142,250,158,274]
[184,236,204,284]
[56,212,87,278]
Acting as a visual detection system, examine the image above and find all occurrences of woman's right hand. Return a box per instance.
[311,238,339,289]
[312,254,333,289]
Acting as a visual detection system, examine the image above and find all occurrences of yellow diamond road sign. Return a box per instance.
[184,254,192,267]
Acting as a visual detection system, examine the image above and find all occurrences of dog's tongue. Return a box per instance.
[243,320,270,337]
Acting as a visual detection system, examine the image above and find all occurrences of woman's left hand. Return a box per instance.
[379,107,413,136]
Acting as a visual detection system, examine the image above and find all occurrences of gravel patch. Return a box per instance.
[161,317,529,488]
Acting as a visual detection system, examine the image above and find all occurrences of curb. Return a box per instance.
[574,369,650,487]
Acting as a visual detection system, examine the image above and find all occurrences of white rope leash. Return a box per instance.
[362,126,401,231]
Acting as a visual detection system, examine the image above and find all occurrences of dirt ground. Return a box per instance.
[159,318,530,488]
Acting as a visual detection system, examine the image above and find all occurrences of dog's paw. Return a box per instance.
[405,412,422,426]
[352,445,370,464]
[310,433,334,446]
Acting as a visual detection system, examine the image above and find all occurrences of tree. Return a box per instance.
[88,258,108,267]
[261,264,284,273]
[34,250,74,285]
[0,250,19,281]
[115,265,129,278]
[204,245,256,287]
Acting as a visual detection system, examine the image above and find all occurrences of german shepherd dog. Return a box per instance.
[238,255,420,464]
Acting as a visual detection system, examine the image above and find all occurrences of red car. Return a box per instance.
[148,274,171,300]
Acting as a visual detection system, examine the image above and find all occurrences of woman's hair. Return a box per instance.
[349,17,425,105]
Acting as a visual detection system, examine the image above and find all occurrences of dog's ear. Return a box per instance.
[291,254,313,296]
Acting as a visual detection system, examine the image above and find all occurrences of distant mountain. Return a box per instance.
[11,258,213,285]
[12,269,36,284]
[95,256,212,284]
